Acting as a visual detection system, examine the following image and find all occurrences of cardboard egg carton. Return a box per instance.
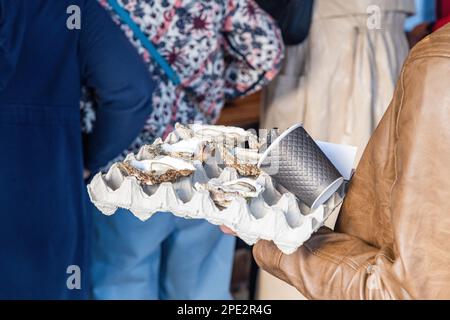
[87,124,345,254]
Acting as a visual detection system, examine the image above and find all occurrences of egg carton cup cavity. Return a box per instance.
[88,150,344,255]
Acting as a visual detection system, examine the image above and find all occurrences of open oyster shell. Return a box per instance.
[88,154,345,255]
[135,135,210,163]
[162,139,211,162]
[118,156,195,186]
[87,123,346,254]
[174,123,194,140]
[190,123,250,142]
[196,171,265,208]
[215,143,261,177]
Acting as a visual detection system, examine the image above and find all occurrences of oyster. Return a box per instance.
[162,124,194,145]
[197,178,264,208]
[233,147,260,164]
[190,123,253,144]
[248,134,262,150]
[174,123,194,140]
[135,137,211,162]
[164,132,180,144]
[162,138,211,162]
[251,128,280,152]
[229,164,261,177]
[215,144,261,177]
[135,141,163,160]
[232,148,261,176]
[118,156,195,185]
[88,123,349,256]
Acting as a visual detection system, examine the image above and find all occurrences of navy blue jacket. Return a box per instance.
[0,0,154,299]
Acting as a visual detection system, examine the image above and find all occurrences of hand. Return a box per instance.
[220,225,237,236]
[83,169,91,180]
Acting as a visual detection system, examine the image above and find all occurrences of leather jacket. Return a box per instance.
[253,24,450,300]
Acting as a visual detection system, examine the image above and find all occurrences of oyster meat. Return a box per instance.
[161,138,211,162]
[233,147,260,164]
[215,144,261,177]
[135,141,163,160]
[197,178,264,208]
[174,123,194,140]
[190,123,254,144]
[118,156,195,185]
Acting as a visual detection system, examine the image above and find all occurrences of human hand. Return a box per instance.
[83,169,91,180]
[220,225,237,236]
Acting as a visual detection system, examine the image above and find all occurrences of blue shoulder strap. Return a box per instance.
[107,0,181,85]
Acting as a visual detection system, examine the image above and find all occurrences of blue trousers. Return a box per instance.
[91,205,236,300]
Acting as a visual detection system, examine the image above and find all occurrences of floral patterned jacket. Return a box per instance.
[82,0,284,162]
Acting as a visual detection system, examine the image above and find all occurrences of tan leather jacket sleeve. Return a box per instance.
[254,230,410,300]
[253,31,450,300]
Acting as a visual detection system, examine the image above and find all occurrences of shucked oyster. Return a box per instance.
[162,138,211,162]
[135,140,163,160]
[190,123,254,144]
[215,143,261,177]
[174,123,194,140]
[197,178,264,208]
[233,147,260,165]
[136,137,211,162]
[118,156,195,185]
[231,148,262,176]
[163,123,194,144]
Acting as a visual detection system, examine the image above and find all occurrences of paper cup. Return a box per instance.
[258,124,344,210]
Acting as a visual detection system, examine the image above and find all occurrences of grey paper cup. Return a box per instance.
[258,124,344,210]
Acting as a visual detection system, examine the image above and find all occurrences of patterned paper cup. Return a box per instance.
[258,124,344,210]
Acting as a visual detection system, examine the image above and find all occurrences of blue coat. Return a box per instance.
[0,0,155,299]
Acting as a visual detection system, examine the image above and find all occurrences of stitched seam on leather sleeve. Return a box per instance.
[313,249,375,274]
[408,53,450,62]
[304,243,339,264]
[344,256,364,270]
[389,62,407,226]
[274,247,295,284]
[307,247,359,271]
[275,248,284,270]
[390,56,448,298]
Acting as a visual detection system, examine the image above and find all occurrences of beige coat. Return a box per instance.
[261,0,415,161]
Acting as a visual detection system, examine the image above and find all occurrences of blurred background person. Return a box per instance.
[0,0,154,299]
[257,0,415,300]
[256,0,315,46]
[407,0,450,47]
[261,0,415,163]
[405,0,436,43]
[434,0,450,30]
[82,0,283,300]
